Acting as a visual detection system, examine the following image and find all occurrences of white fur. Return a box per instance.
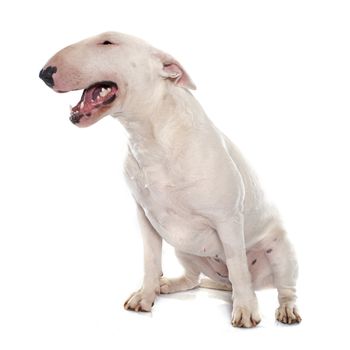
[41,32,301,327]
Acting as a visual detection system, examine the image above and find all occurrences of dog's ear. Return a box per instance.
[154,50,196,90]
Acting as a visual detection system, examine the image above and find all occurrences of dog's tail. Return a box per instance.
[199,277,232,291]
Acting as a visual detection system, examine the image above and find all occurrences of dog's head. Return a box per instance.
[39,32,196,127]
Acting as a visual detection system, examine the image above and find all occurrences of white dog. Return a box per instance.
[39,32,301,327]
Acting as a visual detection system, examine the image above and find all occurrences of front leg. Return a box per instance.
[124,204,162,312]
[216,213,261,328]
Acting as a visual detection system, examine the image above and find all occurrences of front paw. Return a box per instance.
[124,289,157,312]
[232,298,261,328]
[276,304,302,324]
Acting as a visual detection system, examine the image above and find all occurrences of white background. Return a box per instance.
[1,0,350,349]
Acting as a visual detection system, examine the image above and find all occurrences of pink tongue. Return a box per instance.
[79,87,101,113]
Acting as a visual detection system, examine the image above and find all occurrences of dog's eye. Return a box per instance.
[100,40,114,45]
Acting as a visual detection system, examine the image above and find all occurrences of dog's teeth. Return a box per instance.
[99,87,110,97]
[80,101,84,109]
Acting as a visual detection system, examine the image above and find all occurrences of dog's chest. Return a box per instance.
[124,153,223,256]
[124,151,175,206]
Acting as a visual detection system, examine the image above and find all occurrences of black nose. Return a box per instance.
[39,66,57,87]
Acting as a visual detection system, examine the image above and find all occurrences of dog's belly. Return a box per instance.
[205,248,274,290]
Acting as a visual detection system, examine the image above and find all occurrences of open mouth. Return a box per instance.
[70,81,118,124]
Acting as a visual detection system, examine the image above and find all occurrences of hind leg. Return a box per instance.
[265,229,302,324]
[160,250,233,293]
[160,251,202,294]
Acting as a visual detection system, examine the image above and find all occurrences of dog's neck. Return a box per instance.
[116,86,210,166]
